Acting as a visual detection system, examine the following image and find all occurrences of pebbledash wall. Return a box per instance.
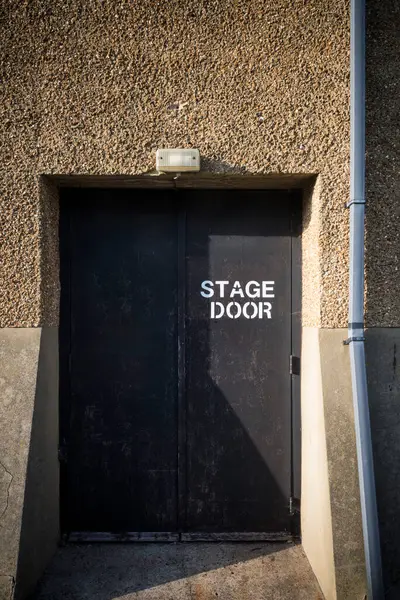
[0,1,399,599]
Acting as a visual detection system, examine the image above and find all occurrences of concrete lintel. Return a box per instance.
[46,172,316,190]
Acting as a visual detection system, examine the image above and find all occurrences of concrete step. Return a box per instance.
[31,542,324,600]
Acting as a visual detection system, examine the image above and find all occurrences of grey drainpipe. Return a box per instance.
[346,0,384,597]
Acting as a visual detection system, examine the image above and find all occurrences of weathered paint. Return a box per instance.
[60,188,300,537]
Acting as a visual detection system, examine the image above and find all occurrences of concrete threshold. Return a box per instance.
[31,542,323,600]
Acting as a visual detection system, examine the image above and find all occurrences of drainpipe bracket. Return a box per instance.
[345,198,366,209]
[343,336,366,345]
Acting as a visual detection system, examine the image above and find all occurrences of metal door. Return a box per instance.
[59,188,301,540]
[183,190,296,538]
[60,189,179,537]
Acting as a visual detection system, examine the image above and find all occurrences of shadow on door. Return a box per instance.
[56,188,301,539]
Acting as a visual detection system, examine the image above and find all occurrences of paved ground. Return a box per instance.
[31,542,324,600]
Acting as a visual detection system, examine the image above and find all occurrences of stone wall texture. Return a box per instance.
[0,0,351,328]
[365,1,400,326]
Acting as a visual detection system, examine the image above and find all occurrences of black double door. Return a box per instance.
[60,188,300,540]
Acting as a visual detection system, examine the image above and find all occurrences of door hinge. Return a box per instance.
[289,355,300,376]
[58,445,68,464]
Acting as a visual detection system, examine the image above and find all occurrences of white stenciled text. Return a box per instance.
[200,280,275,319]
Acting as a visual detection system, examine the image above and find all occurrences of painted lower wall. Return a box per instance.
[0,329,59,600]
[302,328,367,600]
[319,330,366,599]
[302,326,400,597]
[366,329,400,596]
[301,327,337,600]
[2,328,399,600]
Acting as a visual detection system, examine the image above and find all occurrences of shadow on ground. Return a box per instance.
[30,542,323,600]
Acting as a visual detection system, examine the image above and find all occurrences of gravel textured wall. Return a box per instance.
[0,0,351,328]
[365,1,400,327]
[3,1,398,329]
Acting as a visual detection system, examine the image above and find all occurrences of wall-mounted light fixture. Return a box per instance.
[156,148,200,173]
